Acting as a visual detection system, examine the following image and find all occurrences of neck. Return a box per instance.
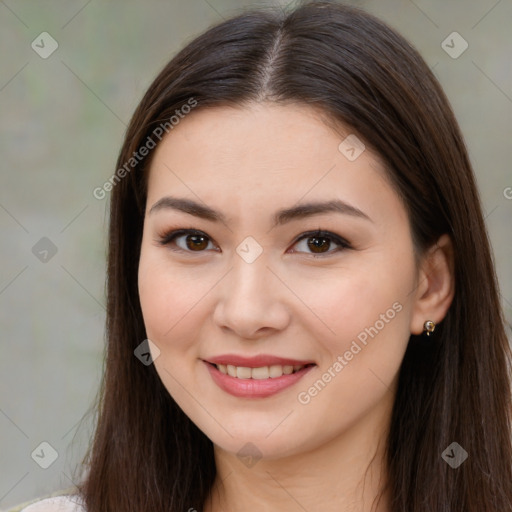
[203,390,394,512]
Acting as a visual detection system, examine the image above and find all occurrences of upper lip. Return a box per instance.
[205,354,316,368]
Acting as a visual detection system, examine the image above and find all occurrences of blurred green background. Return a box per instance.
[1,0,511,509]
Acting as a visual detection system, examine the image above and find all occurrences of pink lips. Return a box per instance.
[203,354,316,398]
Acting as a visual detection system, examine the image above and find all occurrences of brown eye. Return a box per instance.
[158,229,215,253]
[184,234,209,251]
[158,228,349,257]
[307,236,332,253]
[292,230,349,257]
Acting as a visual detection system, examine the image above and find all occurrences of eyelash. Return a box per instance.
[156,228,351,258]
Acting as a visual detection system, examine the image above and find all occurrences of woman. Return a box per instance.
[16,1,512,511]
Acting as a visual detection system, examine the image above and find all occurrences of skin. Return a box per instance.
[137,103,454,512]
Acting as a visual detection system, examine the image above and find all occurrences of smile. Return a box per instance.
[204,361,316,398]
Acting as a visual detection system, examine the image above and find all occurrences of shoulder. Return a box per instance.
[15,495,85,512]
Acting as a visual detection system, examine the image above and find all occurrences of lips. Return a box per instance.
[203,354,316,398]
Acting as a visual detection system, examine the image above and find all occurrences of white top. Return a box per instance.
[19,496,85,512]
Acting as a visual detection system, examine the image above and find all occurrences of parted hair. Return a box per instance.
[78,2,512,511]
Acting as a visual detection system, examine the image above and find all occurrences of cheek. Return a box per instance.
[290,253,415,400]
[138,249,203,345]
[292,287,411,442]
[137,251,207,402]
[292,262,411,344]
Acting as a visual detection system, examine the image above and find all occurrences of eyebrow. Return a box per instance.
[148,196,372,227]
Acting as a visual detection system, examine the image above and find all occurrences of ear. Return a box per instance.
[409,234,455,335]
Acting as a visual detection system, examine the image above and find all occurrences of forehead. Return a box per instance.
[152,102,377,166]
[145,103,402,227]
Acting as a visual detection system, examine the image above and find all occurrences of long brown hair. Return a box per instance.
[78,1,512,510]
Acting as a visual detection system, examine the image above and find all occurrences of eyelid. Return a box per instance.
[156,228,351,256]
[291,230,351,255]
[156,228,217,252]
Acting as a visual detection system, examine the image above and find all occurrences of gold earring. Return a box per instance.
[423,320,436,336]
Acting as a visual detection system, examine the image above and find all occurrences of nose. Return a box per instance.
[212,255,291,340]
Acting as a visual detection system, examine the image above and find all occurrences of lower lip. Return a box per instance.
[204,361,315,398]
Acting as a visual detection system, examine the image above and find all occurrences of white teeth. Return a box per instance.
[251,366,269,380]
[236,367,252,379]
[269,365,283,378]
[215,363,307,379]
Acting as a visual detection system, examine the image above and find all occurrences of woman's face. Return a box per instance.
[138,103,419,459]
